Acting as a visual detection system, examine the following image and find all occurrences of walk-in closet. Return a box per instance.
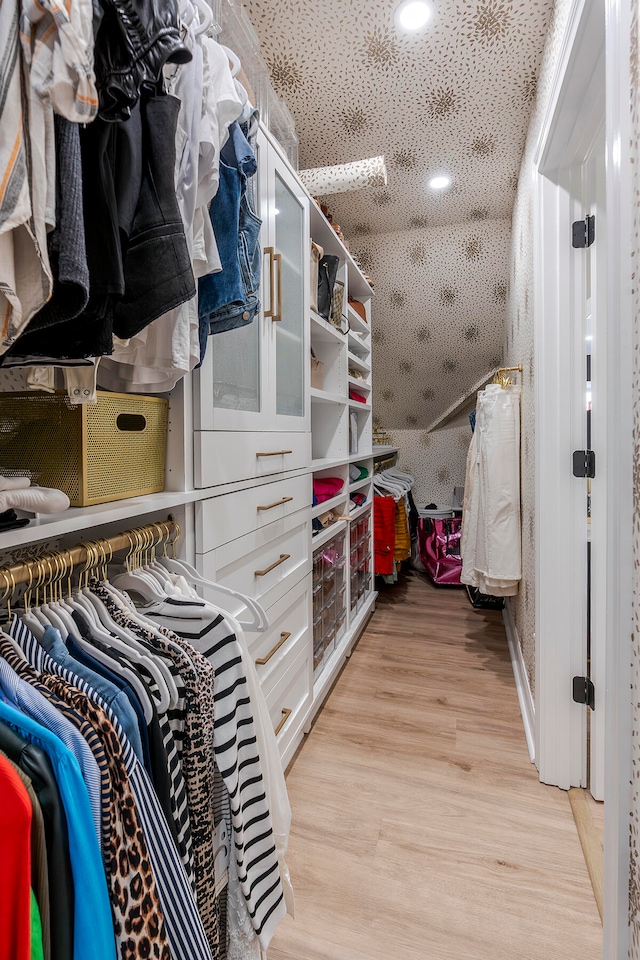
[0,0,639,956]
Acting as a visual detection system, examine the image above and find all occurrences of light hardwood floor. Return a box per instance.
[270,571,602,960]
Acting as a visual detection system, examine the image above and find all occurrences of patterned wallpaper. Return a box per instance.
[245,0,554,467]
[352,218,510,429]
[246,0,555,233]
[388,425,471,507]
[503,0,574,696]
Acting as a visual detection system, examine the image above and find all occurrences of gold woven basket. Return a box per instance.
[0,391,169,506]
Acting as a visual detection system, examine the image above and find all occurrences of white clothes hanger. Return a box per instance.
[157,555,269,632]
[20,609,45,642]
[81,585,174,713]
[65,589,159,718]
[220,43,241,77]
[110,567,171,604]
[193,0,213,36]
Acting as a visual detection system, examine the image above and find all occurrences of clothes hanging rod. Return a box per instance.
[0,518,177,591]
[494,365,523,376]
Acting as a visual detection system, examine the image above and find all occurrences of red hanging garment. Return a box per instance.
[0,753,32,960]
[374,495,396,575]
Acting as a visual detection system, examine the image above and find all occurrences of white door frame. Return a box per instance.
[533,0,605,792]
[533,0,633,953]
[602,0,633,950]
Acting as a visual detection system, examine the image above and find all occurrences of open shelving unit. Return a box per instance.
[307,199,376,694]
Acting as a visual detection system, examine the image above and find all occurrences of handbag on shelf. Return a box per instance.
[329,279,346,330]
[348,296,367,323]
[417,516,463,586]
[317,254,340,320]
[310,241,323,313]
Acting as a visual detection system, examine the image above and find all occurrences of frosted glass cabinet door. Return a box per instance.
[195,132,267,432]
[270,156,309,430]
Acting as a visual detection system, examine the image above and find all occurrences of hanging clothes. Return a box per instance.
[0,753,33,960]
[374,496,396,575]
[461,383,522,597]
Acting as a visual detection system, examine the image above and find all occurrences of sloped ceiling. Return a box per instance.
[245,0,554,428]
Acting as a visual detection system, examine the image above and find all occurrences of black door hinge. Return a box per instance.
[572,676,595,710]
[572,449,596,478]
[572,214,595,248]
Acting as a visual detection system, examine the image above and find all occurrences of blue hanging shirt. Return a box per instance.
[0,697,116,960]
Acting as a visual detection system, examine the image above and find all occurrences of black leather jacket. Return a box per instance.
[94,0,191,121]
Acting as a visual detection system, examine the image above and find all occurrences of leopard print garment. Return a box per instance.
[40,673,171,960]
[90,582,220,955]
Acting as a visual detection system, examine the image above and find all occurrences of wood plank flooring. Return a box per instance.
[270,571,602,960]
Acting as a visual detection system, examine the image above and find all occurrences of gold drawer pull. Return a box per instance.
[254,553,290,577]
[256,450,293,458]
[272,252,283,322]
[255,631,292,665]
[275,707,292,736]
[264,246,275,318]
[257,496,293,512]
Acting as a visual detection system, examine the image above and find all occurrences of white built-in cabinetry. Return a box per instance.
[0,124,377,769]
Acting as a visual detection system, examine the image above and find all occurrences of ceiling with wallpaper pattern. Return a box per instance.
[244,0,555,428]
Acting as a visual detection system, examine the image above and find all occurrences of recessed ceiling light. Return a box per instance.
[428,174,451,190]
[395,0,432,32]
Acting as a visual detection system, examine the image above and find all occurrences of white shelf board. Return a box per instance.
[348,500,373,521]
[311,452,373,472]
[0,490,205,549]
[349,476,372,494]
[347,352,371,374]
[310,387,347,406]
[372,445,399,457]
[348,451,373,463]
[347,334,369,359]
[348,376,371,392]
[312,591,376,702]
[311,518,348,550]
[346,304,370,335]
[312,490,347,518]
[312,456,348,471]
[348,399,372,411]
[310,311,347,344]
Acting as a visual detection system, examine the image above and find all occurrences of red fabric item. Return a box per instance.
[348,389,366,403]
[313,477,344,503]
[374,495,396,575]
[0,754,32,960]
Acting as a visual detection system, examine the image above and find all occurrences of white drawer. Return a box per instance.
[265,643,312,762]
[196,473,311,552]
[249,574,311,693]
[194,431,311,488]
[197,509,311,613]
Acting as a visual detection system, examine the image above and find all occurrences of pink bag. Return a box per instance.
[418,517,463,586]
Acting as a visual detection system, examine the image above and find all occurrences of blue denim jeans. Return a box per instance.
[197,121,262,363]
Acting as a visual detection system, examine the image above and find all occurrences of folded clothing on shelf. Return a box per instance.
[312,476,344,505]
[349,389,367,404]
[349,464,369,482]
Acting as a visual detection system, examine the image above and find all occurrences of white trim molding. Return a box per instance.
[503,602,536,764]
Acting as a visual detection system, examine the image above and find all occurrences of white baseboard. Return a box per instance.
[502,601,536,764]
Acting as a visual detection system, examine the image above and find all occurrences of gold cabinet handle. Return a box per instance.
[275,707,292,736]
[255,631,292,665]
[272,252,283,321]
[254,553,290,577]
[257,496,293,512]
[264,246,275,318]
[256,450,293,458]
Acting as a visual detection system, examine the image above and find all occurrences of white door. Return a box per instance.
[572,132,607,801]
[265,142,310,433]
